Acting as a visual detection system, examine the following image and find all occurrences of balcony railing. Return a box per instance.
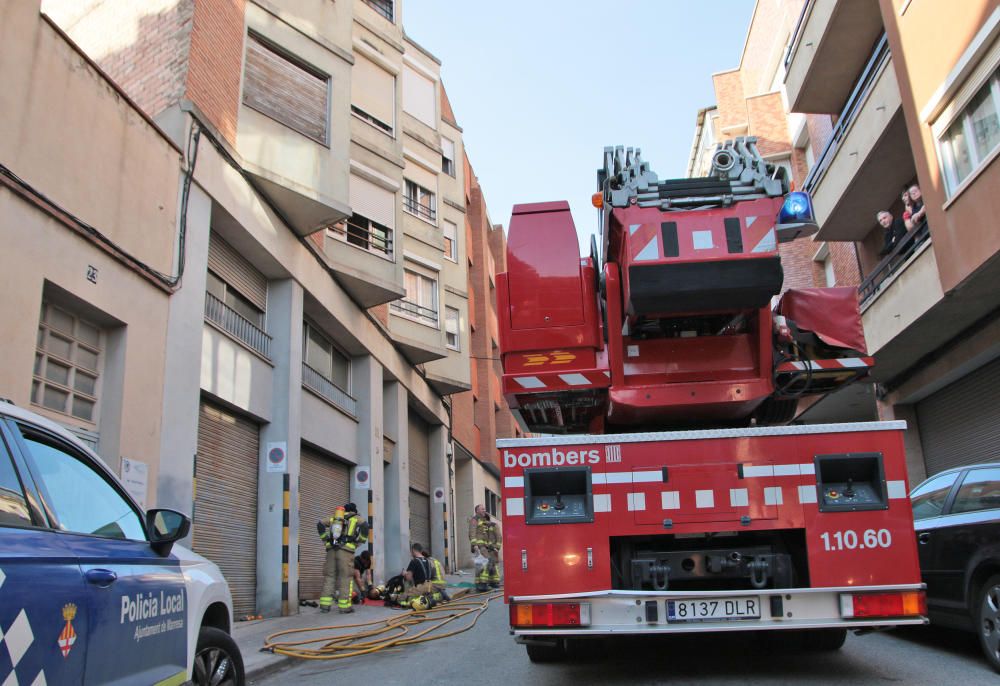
[362,0,393,22]
[391,299,438,325]
[802,33,890,195]
[403,196,436,222]
[859,220,931,305]
[302,363,357,416]
[205,292,271,359]
[783,0,814,69]
[330,216,393,256]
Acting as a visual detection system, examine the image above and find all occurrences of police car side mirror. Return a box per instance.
[147,508,191,556]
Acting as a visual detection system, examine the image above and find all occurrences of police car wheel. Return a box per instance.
[193,627,246,686]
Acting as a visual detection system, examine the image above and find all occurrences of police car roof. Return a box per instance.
[0,399,112,471]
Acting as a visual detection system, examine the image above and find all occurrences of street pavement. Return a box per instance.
[248,593,999,685]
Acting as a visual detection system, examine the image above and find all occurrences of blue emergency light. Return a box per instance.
[775,191,819,242]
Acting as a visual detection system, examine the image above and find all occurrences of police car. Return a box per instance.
[0,401,244,685]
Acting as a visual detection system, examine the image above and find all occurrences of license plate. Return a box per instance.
[667,596,761,622]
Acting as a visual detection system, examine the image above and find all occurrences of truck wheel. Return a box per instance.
[976,574,1000,673]
[193,626,246,686]
[802,628,847,651]
[526,641,565,663]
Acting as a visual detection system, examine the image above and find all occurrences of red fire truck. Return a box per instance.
[496,141,926,661]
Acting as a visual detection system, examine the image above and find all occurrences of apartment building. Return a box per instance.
[688,0,873,424]
[35,0,477,617]
[783,0,1000,482]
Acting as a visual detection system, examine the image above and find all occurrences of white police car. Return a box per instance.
[0,401,244,685]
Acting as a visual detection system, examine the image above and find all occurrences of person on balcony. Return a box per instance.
[906,184,927,228]
[877,210,907,257]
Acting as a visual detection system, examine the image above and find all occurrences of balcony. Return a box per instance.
[204,292,271,359]
[805,38,917,242]
[389,300,447,364]
[783,0,885,114]
[302,362,357,416]
[321,219,404,309]
[859,221,932,305]
[403,196,436,223]
[361,0,393,22]
[390,299,438,325]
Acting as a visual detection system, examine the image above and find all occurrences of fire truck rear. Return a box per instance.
[496,142,926,661]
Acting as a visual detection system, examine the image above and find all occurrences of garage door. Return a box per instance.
[408,412,432,552]
[298,445,350,600]
[194,402,259,617]
[916,356,1000,475]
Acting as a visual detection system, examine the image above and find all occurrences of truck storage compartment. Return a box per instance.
[815,452,887,512]
[524,466,594,525]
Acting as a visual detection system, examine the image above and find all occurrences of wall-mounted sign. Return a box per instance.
[266,442,287,473]
[354,467,371,490]
[120,457,148,508]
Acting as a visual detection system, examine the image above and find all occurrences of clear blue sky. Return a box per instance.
[403,0,756,253]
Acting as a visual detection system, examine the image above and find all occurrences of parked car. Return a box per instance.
[910,463,1000,673]
[0,400,244,685]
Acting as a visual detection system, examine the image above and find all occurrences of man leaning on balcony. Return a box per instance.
[877,209,907,258]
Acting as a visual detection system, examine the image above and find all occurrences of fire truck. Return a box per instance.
[496,140,926,661]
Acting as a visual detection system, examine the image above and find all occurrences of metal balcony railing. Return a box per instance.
[403,196,436,222]
[362,0,393,22]
[331,215,393,256]
[802,33,890,195]
[859,220,931,305]
[302,363,357,415]
[784,0,815,69]
[204,292,271,358]
[391,299,438,325]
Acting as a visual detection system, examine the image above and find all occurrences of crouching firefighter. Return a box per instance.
[317,502,369,613]
[469,504,502,591]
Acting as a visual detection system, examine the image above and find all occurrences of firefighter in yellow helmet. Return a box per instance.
[422,549,450,602]
[469,504,501,591]
[318,502,369,613]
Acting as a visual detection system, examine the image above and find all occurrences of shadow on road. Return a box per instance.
[885,624,982,662]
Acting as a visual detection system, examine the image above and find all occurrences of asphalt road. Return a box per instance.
[253,598,999,685]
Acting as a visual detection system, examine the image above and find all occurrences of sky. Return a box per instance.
[402,0,757,253]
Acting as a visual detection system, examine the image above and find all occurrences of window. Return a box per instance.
[392,269,438,325]
[362,0,393,22]
[207,271,264,328]
[33,302,102,424]
[823,256,836,287]
[404,180,436,222]
[21,430,144,540]
[938,68,1000,195]
[205,234,271,358]
[445,307,460,350]
[351,55,395,136]
[330,214,392,256]
[951,468,1000,514]
[243,33,330,144]
[485,488,499,517]
[303,322,350,393]
[402,65,436,127]
[0,447,31,527]
[441,137,456,176]
[910,471,960,520]
[443,220,458,261]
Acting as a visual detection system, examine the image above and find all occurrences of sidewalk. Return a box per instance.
[234,571,481,681]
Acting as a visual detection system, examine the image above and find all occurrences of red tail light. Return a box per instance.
[510,602,590,628]
[840,591,926,618]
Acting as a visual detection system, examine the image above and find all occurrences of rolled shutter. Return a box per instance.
[194,402,259,617]
[298,445,351,600]
[350,175,395,228]
[404,163,437,195]
[917,356,1000,475]
[409,489,431,552]
[408,413,430,495]
[402,65,435,127]
[208,232,268,310]
[352,55,395,130]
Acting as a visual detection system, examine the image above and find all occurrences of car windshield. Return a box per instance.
[910,471,959,520]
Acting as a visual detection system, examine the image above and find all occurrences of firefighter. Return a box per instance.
[422,549,450,602]
[317,502,369,613]
[399,543,434,607]
[469,504,502,591]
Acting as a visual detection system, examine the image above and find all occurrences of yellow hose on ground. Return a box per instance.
[262,589,504,661]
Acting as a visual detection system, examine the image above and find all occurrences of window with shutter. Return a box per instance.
[402,65,436,127]
[445,307,460,350]
[351,55,395,135]
[243,33,330,144]
[441,137,456,176]
[443,220,458,261]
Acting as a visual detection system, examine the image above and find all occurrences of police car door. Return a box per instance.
[10,421,188,686]
[0,420,87,686]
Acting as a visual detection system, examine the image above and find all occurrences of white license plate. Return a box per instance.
[667,596,761,622]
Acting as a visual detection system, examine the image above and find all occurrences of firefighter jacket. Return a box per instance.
[426,556,446,587]
[468,514,501,551]
[322,512,369,552]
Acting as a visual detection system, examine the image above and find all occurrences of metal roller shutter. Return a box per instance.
[208,232,268,310]
[408,413,430,495]
[409,489,431,551]
[194,402,259,617]
[350,174,395,229]
[298,445,350,600]
[916,356,1000,475]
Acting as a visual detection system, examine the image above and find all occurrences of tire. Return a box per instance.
[802,628,847,651]
[193,626,245,686]
[526,640,565,663]
[976,574,1000,673]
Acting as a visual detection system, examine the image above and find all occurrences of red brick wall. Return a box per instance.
[714,70,746,132]
[746,92,790,156]
[43,0,195,119]
[186,0,244,145]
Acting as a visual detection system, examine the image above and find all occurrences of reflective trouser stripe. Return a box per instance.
[319,596,334,608]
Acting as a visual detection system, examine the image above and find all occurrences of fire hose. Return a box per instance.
[261,588,503,661]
